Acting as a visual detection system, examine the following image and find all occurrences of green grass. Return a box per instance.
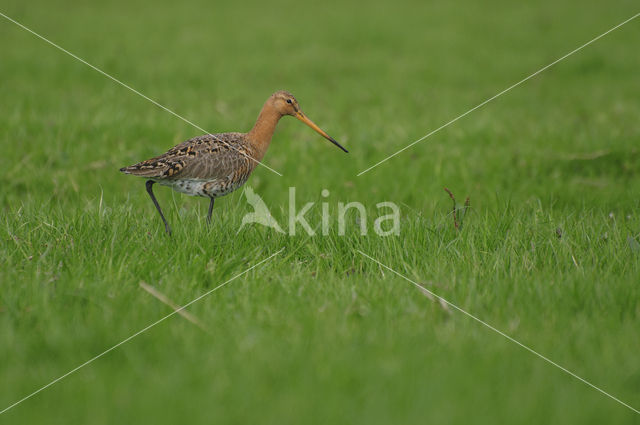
[1,0,640,423]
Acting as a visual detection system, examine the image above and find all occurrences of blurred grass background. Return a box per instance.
[1,0,639,423]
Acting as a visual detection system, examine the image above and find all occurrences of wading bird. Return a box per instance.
[120,90,347,234]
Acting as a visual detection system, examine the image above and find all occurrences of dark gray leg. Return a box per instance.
[207,198,215,224]
[146,180,172,235]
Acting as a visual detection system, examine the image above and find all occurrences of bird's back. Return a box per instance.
[120,133,257,181]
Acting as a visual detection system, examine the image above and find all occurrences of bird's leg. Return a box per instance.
[207,198,215,224]
[145,180,172,235]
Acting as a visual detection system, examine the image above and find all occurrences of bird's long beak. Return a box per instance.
[296,111,348,153]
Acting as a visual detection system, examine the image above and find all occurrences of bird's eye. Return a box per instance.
[286,99,292,104]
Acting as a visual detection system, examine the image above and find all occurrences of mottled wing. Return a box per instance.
[120,133,253,181]
[168,134,256,184]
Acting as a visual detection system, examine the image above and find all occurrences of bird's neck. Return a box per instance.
[247,102,282,159]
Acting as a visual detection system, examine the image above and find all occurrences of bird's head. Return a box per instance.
[271,90,300,117]
[269,90,348,153]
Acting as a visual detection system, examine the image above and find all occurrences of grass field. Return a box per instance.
[1,0,640,423]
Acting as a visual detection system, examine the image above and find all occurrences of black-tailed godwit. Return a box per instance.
[120,90,347,234]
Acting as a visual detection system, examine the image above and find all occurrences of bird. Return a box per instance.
[120,90,348,234]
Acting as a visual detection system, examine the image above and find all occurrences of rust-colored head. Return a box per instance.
[269,90,348,153]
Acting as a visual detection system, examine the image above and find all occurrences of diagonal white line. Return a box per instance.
[356,249,640,415]
[0,11,283,177]
[0,248,284,416]
[357,12,640,176]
